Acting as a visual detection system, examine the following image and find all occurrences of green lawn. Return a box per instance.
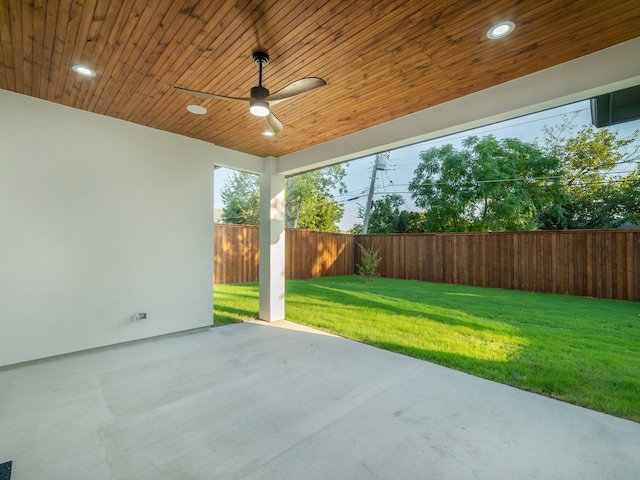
[214,276,640,422]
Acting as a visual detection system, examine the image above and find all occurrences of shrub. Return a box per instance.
[356,243,381,283]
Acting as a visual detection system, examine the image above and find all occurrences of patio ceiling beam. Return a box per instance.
[211,148,264,175]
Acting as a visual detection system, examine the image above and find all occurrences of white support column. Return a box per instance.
[212,166,216,323]
[259,157,286,321]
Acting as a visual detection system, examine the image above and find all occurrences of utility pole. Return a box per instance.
[362,152,389,234]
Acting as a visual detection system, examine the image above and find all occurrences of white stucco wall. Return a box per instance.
[0,90,237,366]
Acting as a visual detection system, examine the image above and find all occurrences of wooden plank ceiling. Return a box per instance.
[1,1,640,158]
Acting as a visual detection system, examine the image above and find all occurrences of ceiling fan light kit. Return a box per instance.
[249,101,270,116]
[176,50,326,135]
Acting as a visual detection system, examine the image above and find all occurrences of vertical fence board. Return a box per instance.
[573,233,584,297]
[615,232,625,300]
[626,232,634,301]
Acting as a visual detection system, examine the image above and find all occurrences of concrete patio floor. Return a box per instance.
[1,320,639,479]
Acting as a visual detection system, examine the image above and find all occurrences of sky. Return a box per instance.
[213,98,640,231]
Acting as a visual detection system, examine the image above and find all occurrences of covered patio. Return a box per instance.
[2,1,640,366]
[2,321,638,479]
[2,3,640,477]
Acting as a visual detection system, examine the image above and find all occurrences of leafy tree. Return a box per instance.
[409,136,564,232]
[358,194,426,233]
[409,143,474,232]
[286,166,347,232]
[350,223,363,234]
[221,171,260,224]
[538,122,640,229]
[221,166,347,232]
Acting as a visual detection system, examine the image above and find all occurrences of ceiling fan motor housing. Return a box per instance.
[251,85,269,100]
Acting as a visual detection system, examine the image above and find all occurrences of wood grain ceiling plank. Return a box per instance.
[36,0,57,100]
[176,2,332,107]
[171,2,271,96]
[62,0,101,107]
[98,2,172,118]
[262,2,388,88]
[271,79,460,149]
[20,0,35,96]
[0,2,14,91]
[272,0,341,52]
[154,1,352,137]
[29,0,48,98]
[406,2,534,68]
[251,0,344,54]
[272,1,352,60]
[146,1,268,132]
[75,0,124,109]
[215,0,337,88]
[88,0,159,112]
[318,80,457,134]
[85,0,141,111]
[46,0,71,102]
[176,0,344,102]
[277,2,422,93]
[2,0,639,158]
[425,1,640,67]
[435,21,640,93]
[99,0,188,121]
[7,0,24,93]
[55,0,94,104]
[128,1,238,125]
[272,39,435,122]
[47,0,76,102]
[250,0,354,89]
[532,2,640,48]
[179,2,416,142]
[144,4,275,134]
[266,15,436,123]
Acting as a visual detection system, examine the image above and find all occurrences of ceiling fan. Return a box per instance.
[176,51,326,135]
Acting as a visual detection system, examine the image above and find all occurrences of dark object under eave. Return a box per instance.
[591,84,640,127]
[0,461,12,480]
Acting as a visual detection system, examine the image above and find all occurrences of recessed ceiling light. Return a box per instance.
[72,64,96,77]
[262,130,275,137]
[487,21,515,39]
[186,105,207,115]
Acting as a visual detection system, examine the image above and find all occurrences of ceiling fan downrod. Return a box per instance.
[251,51,270,100]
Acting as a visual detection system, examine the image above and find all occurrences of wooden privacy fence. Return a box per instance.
[214,225,354,284]
[355,230,639,302]
[214,224,260,284]
[214,224,640,302]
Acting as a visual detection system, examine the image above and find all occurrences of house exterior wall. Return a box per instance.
[0,90,221,366]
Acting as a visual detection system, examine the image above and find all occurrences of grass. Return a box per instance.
[214,276,640,421]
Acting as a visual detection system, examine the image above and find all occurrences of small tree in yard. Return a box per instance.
[356,243,381,283]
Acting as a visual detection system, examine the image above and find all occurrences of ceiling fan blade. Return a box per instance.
[174,87,249,103]
[265,112,284,134]
[266,77,326,104]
